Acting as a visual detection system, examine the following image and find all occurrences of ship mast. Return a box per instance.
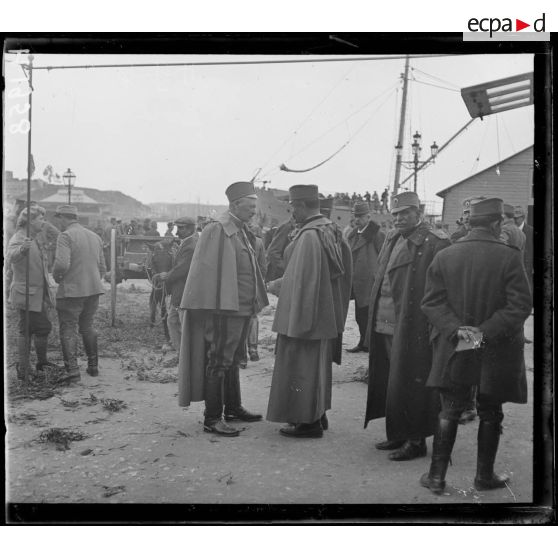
[392,55,410,197]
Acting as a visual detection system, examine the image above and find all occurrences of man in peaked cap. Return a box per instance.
[177,182,269,437]
[345,201,385,352]
[500,203,526,251]
[365,191,451,460]
[420,198,531,494]
[266,185,352,438]
[160,216,198,353]
[450,196,486,243]
[53,205,106,382]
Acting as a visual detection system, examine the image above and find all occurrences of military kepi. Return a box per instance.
[289,184,319,201]
[391,191,420,214]
[55,204,78,217]
[226,181,257,202]
[469,197,504,217]
[462,196,486,211]
[353,201,370,215]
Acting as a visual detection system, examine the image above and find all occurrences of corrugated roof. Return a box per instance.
[436,145,533,198]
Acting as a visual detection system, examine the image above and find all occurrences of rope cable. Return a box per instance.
[410,67,461,89]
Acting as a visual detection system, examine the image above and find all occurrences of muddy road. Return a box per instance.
[5,280,534,506]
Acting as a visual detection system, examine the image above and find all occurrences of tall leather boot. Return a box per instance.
[474,420,509,490]
[60,334,80,382]
[224,366,262,422]
[34,335,56,371]
[420,418,459,494]
[203,371,238,436]
[82,331,99,376]
[16,336,32,382]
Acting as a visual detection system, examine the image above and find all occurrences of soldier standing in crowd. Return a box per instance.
[35,205,60,272]
[247,225,267,368]
[177,182,268,437]
[7,206,56,380]
[513,206,533,288]
[147,235,175,342]
[500,203,526,251]
[164,222,175,237]
[346,201,385,353]
[148,221,160,236]
[420,198,532,494]
[380,188,389,213]
[266,185,352,438]
[53,205,106,382]
[365,191,450,460]
[161,217,198,354]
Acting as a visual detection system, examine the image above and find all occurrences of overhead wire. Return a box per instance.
[410,67,461,90]
[259,61,359,175]
[25,54,449,72]
[470,117,491,174]
[277,82,397,173]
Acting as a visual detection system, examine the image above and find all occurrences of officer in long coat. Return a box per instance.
[500,203,526,251]
[420,198,531,494]
[177,182,269,437]
[364,191,450,460]
[346,201,385,352]
[266,185,352,438]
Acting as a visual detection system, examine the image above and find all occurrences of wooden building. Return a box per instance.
[437,145,533,232]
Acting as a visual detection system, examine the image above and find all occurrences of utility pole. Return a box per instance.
[392,55,410,198]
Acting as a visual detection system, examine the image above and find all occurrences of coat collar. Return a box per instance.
[218,211,244,237]
[460,228,503,244]
[385,221,431,247]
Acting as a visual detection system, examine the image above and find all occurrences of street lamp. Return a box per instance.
[63,168,76,204]
[399,131,438,193]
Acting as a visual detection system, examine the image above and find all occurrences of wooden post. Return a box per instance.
[393,55,410,197]
[110,228,117,327]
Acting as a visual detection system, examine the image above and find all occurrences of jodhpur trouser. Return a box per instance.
[203,314,251,424]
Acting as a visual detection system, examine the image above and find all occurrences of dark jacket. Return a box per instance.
[265,219,295,281]
[165,233,198,307]
[421,228,532,403]
[347,220,385,308]
[365,221,450,440]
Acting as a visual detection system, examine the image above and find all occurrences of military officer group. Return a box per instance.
[7,181,533,496]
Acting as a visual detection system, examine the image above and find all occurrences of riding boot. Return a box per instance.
[420,418,459,494]
[203,369,225,425]
[60,334,80,381]
[16,336,32,381]
[82,331,99,376]
[474,420,509,490]
[34,335,56,371]
[224,365,242,415]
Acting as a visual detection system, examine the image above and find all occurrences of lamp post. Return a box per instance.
[63,168,76,204]
[396,131,439,193]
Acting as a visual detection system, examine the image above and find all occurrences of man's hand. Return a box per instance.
[456,326,484,348]
[20,238,33,254]
[158,272,169,281]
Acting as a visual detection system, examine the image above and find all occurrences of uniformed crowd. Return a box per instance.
[6,181,533,496]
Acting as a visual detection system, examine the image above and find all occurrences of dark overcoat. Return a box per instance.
[364,221,450,440]
[421,229,532,403]
[522,222,534,285]
[165,232,198,307]
[346,221,385,308]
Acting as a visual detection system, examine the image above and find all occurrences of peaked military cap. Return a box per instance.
[289,184,319,201]
[469,197,504,217]
[352,201,371,216]
[391,191,420,214]
[503,203,515,216]
[226,181,257,202]
[174,216,196,226]
[55,204,78,217]
[462,195,486,211]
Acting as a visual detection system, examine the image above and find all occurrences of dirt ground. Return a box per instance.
[5,279,534,506]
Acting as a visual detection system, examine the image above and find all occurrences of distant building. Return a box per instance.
[3,170,47,199]
[437,145,533,232]
[38,188,110,227]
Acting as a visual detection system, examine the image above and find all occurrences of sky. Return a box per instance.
[4,52,534,212]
